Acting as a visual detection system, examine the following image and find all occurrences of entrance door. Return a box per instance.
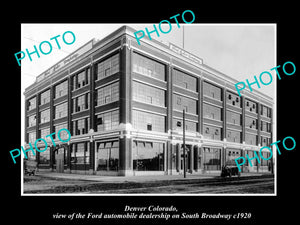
[180,145,191,173]
[56,148,64,173]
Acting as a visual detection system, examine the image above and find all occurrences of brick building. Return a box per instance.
[24,25,273,176]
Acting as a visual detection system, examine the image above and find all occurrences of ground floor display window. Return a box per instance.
[245,150,258,166]
[225,148,241,166]
[39,150,50,165]
[203,147,221,170]
[132,141,164,171]
[260,151,271,167]
[96,141,119,171]
[71,142,90,164]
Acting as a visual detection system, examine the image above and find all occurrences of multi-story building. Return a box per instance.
[23,25,274,176]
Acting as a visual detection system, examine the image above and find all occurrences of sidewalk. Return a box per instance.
[34,171,271,183]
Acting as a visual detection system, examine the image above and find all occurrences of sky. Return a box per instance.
[20,23,276,145]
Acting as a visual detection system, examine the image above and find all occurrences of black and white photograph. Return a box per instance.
[4,5,299,225]
[20,23,276,196]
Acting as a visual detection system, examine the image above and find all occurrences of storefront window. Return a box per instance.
[39,150,50,164]
[133,141,164,171]
[96,141,119,171]
[225,149,241,166]
[246,151,258,166]
[261,151,270,166]
[203,147,221,170]
[71,142,89,164]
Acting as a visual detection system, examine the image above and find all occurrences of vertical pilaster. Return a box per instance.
[194,146,199,172]
[223,88,227,140]
[176,143,181,172]
[166,64,173,132]
[119,39,132,176]
[67,75,72,135]
[200,147,204,172]
[166,141,172,175]
[35,93,39,163]
[199,78,203,134]
[67,75,72,171]
[242,96,246,144]
[257,103,261,146]
[222,88,227,168]
[89,63,95,171]
[189,146,194,173]
[49,86,54,169]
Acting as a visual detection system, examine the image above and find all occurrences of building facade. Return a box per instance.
[24,26,274,176]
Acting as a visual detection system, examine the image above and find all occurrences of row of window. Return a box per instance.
[35,141,271,170]
[27,51,272,121]
[132,81,165,107]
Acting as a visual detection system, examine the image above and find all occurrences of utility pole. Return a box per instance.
[183,109,186,178]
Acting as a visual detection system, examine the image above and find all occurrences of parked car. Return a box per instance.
[221,165,241,177]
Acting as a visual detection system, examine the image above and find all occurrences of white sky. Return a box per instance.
[20,23,276,145]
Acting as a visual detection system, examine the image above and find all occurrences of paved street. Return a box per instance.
[23,172,274,194]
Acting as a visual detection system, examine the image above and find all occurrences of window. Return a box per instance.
[226,130,241,143]
[203,125,222,140]
[147,124,152,131]
[28,132,36,143]
[71,142,90,165]
[226,92,241,107]
[203,82,222,101]
[96,110,119,132]
[96,82,119,106]
[246,116,257,129]
[246,151,258,166]
[27,97,36,111]
[132,110,165,132]
[72,69,90,91]
[203,147,221,170]
[54,102,68,119]
[55,80,68,98]
[261,121,271,133]
[226,149,241,166]
[261,151,271,166]
[96,141,119,171]
[173,94,197,114]
[261,105,272,118]
[133,141,164,171]
[28,114,36,127]
[226,111,241,125]
[40,128,50,140]
[40,109,50,123]
[96,54,120,80]
[132,81,165,107]
[54,123,68,139]
[245,99,257,113]
[132,53,165,81]
[173,119,198,132]
[72,118,90,135]
[173,69,197,92]
[245,133,258,145]
[203,103,222,121]
[72,93,89,113]
[40,89,50,105]
[39,150,50,164]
